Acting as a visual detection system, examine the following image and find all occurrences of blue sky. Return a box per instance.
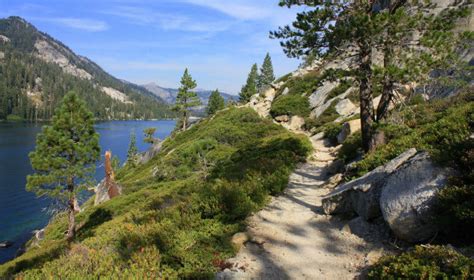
[1,0,303,94]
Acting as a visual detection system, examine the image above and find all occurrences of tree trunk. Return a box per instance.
[182,110,187,131]
[359,46,375,153]
[376,30,394,121]
[67,196,76,241]
[66,179,75,241]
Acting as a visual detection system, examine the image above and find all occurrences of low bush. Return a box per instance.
[324,122,343,145]
[277,71,324,97]
[6,114,23,122]
[337,131,363,163]
[368,245,474,279]
[270,94,311,117]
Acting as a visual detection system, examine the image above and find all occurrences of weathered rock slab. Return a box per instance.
[322,148,418,220]
[337,119,361,144]
[335,99,357,117]
[275,115,289,122]
[380,152,451,243]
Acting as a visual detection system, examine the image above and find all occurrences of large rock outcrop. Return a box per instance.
[323,149,452,243]
[380,152,452,243]
[138,141,163,164]
[322,148,418,220]
[337,119,361,144]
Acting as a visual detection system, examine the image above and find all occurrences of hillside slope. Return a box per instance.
[0,16,173,120]
[0,107,311,278]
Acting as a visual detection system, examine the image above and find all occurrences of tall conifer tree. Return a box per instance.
[27,92,100,240]
[207,89,225,115]
[127,132,138,166]
[174,68,201,130]
[258,53,275,91]
[239,63,258,103]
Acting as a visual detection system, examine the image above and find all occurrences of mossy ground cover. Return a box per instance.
[0,107,311,279]
[368,245,474,279]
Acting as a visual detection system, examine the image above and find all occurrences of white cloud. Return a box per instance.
[30,17,109,32]
[180,0,269,20]
[177,0,300,25]
[51,18,109,32]
[102,6,231,33]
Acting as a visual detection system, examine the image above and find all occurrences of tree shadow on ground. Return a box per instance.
[76,208,113,241]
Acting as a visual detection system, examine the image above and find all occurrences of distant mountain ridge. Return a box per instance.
[0,16,173,120]
[143,82,237,105]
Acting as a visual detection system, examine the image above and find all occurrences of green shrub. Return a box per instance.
[338,131,363,163]
[270,94,311,117]
[274,73,292,84]
[324,122,343,145]
[6,114,23,122]
[276,70,324,97]
[368,245,474,280]
[433,140,474,244]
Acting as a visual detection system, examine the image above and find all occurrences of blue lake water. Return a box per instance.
[0,120,175,264]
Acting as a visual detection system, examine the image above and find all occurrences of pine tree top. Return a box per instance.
[27,91,100,200]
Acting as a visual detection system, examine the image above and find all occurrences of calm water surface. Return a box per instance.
[0,120,175,264]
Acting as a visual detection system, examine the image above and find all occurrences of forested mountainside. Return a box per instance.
[143,82,237,105]
[0,16,174,121]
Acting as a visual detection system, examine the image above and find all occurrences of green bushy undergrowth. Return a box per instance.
[270,94,311,117]
[368,245,474,279]
[277,71,324,97]
[0,107,311,279]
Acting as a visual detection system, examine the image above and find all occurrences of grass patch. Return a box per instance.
[368,245,474,279]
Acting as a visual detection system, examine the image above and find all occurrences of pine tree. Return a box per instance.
[174,69,201,130]
[258,53,275,91]
[143,127,157,145]
[239,64,258,103]
[26,92,100,241]
[207,89,225,115]
[127,132,138,166]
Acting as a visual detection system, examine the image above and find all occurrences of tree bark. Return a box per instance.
[66,179,75,241]
[67,196,76,241]
[182,110,187,131]
[359,45,375,153]
[376,22,395,121]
